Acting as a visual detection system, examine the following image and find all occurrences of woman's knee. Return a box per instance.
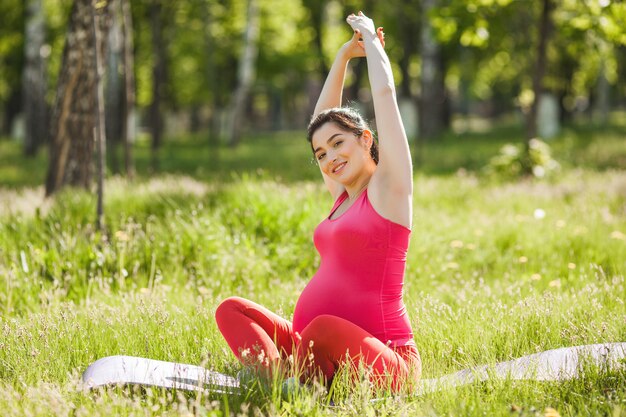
[299,314,349,349]
[301,314,336,335]
[215,296,247,323]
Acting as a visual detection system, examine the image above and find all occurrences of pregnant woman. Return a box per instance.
[215,11,420,393]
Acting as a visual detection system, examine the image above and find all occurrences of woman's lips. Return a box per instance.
[332,162,346,174]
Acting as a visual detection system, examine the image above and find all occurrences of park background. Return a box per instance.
[1,0,626,416]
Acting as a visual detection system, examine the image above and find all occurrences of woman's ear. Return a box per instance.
[360,129,374,150]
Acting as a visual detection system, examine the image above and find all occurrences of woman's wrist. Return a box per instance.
[360,30,378,43]
[337,44,353,61]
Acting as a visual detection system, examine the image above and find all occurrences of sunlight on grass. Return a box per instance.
[0,124,625,416]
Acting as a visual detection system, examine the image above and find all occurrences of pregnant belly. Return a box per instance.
[292,270,379,335]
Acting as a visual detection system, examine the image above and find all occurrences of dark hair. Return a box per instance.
[307,107,379,164]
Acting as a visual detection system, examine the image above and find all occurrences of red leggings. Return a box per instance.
[215,296,421,392]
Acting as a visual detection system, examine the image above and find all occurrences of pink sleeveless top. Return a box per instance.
[292,190,415,347]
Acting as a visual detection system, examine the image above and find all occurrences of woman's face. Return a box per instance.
[311,122,372,184]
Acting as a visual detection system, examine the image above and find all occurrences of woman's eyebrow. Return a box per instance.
[314,133,343,154]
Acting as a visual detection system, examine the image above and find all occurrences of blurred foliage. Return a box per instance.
[1,114,625,188]
[432,0,626,115]
[0,0,24,103]
[0,0,625,135]
[486,138,560,180]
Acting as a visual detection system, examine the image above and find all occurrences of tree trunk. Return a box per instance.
[120,0,135,178]
[303,0,328,80]
[22,0,48,157]
[594,60,610,124]
[396,0,419,142]
[2,0,25,139]
[45,0,112,196]
[555,50,576,123]
[227,0,259,147]
[201,0,219,146]
[3,90,22,138]
[149,0,166,171]
[105,0,123,173]
[525,0,554,140]
[398,0,417,100]
[92,0,106,231]
[419,0,446,140]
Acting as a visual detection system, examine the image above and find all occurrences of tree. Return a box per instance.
[93,0,107,230]
[102,0,134,178]
[105,0,123,172]
[0,0,24,136]
[226,0,260,147]
[419,0,446,140]
[526,0,554,141]
[302,0,328,80]
[22,0,48,156]
[200,0,219,142]
[45,0,112,196]
[395,0,419,101]
[148,0,167,171]
[120,0,136,178]
[551,0,626,122]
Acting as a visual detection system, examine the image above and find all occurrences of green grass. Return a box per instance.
[0,120,625,416]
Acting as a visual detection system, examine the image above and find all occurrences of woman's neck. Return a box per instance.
[346,176,371,201]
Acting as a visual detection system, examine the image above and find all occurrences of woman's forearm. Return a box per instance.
[361,34,395,97]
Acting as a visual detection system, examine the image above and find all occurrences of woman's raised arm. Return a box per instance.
[312,29,384,199]
[313,30,383,117]
[347,12,413,226]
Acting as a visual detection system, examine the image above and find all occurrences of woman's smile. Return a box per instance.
[331,161,347,174]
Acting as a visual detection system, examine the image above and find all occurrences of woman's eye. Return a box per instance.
[317,153,326,161]
[333,141,343,147]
